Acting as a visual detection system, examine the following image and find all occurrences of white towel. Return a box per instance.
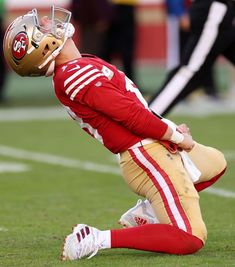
[179,151,201,182]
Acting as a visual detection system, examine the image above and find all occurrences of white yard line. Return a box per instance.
[0,145,234,198]
[0,107,67,121]
[204,187,235,198]
[172,97,235,116]
[0,227,8,232]
[0,145,120,175]
[0,162,30,173]
[223,150,235,160]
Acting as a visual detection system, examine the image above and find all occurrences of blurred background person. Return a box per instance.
[101,0,138,83]
[70,0,113,57]
[166,0,191,70]
[165,0,219,101]
[148,0,235,116]
[0,0,7,103]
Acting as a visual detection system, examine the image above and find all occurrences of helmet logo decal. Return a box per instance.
[12,32,28,60]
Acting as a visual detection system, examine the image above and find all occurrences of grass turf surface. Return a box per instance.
[0,114,235,267]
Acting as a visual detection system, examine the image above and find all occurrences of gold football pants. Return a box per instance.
[119,142,227,243]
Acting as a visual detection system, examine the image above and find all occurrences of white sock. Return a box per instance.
[97,230,111,249]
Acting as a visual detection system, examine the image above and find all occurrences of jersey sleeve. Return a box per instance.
[62,63,106,101]
[79,80,168,140]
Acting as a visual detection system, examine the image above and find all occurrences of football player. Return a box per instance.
[3,7,227,260]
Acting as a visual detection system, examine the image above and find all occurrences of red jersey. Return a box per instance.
[53,55,168,154]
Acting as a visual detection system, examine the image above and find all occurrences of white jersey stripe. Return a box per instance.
[70,73,104,100]
[132,147,187,232]
[64,64,92,88]
[149,2,227,115]
[64,106,104,144]
[66,68,100,95]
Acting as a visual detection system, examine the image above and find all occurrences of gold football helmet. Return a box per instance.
[3,6,75,77]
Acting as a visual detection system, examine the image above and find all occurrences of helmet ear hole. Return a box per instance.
[42,41,59,56]
[42,44,49,56]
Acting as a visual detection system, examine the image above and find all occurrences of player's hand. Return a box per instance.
[177,133,195,152]
[177,124,191,135]
[180,13,190,31]
[161,121,194,152]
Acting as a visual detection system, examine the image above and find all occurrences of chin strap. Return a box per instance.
[39,22,75,76]
[45,60,55,76]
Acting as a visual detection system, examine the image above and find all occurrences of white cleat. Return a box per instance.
[61,224,101,260]
[119,199,158,228]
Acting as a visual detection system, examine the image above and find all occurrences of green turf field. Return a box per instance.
[0,111,235,267]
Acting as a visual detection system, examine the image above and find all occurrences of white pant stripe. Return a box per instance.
[132,147,187,232]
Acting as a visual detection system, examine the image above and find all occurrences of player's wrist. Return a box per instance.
[169,130,184,144]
